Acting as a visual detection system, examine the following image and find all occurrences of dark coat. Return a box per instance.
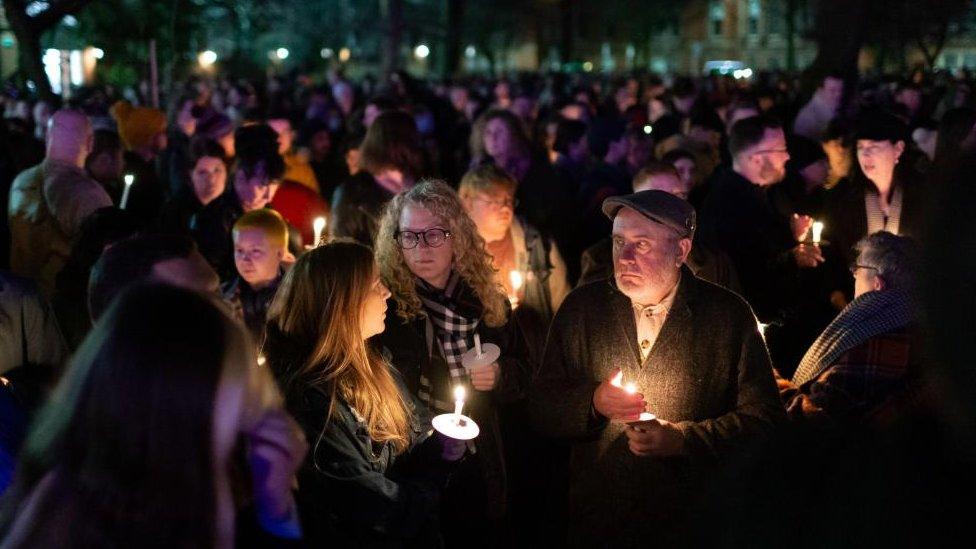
[528,268,785,547]
[823,173,927,296]
[329,171,395,246]
[698,166,799,321]
[264,331,449,548]
[377,293,533,537]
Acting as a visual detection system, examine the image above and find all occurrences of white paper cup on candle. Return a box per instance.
[811,221,824,244]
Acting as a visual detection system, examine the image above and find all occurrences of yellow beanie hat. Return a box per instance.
[110,100,167,151]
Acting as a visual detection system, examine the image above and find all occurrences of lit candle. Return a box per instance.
[312,216,327,247]
[474,333,483,358]
[256,354,266,366]
[453,385,465,417]
[120,174,134,210]
[611,371,637,394]
[623,382,637,395]
[811,221,824,244]
[508,270,524,308]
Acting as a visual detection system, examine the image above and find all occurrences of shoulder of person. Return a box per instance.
[558,279,617,316]
[685,274,756,324]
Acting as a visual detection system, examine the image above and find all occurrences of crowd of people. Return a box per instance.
[0,64,972,547]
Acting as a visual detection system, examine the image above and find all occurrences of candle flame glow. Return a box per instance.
[509,270,524,291]
[124,174,134,186]
[811,221,824,244]
[454,385,465,401]
[313,216,326,235]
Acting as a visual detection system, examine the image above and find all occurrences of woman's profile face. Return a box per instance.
[484,118,513,159]
[399,202,455,289]
[360,267,392,339]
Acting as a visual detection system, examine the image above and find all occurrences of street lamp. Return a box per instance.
[198,50,217,68]
[275,47,289,60]
[338,48,351,62]
[91,47,104,60]
[414,44,430,60]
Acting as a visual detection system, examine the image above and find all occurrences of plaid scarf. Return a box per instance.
[415,271,481,413]
[792,288,915,386]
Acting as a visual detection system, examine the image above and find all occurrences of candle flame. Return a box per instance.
[509,270,524,291]
[313,216,326,234]
[624,382,637,395]
[453,385,465,401]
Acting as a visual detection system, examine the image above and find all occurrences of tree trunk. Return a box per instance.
[785,0,797,72]
[442,0,464,77]
[381,0,404,76]
[3,0,54,101]
[805,0,871,89]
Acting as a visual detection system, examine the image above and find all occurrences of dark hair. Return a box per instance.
[88,234,197,320]
[662,148,696,165]
[633,161,680,191]
[553,118,588,154]
[358,110,424,179]
[470,108,532,164]
[728,115,783,158]
[233,123,285,180]
[89,129,122,160]
[934,107,976,166]
[189,136,228,167]
[0,284,230,546]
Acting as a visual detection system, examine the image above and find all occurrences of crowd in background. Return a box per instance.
[0,63,973,547]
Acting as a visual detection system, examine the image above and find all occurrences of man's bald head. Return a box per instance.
[47,109,93,167]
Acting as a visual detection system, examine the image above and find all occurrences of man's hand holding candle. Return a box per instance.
[593,369,647,421]
[624,418,685,457]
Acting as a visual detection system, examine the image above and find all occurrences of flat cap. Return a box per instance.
[602,190,696,239]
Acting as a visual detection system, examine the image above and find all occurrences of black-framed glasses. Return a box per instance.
[394,228,453,249]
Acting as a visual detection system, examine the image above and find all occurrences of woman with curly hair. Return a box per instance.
[376,179,532,546]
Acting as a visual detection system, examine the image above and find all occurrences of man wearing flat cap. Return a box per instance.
[528,190,785,546]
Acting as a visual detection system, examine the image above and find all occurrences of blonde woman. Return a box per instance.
[263,240,463,547]
[375,179,532,545]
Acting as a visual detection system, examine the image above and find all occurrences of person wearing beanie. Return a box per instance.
[110,100,169,225]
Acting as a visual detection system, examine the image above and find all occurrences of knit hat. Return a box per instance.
[109,100,167,151]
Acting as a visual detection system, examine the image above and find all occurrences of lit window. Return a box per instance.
[710,1,726,36]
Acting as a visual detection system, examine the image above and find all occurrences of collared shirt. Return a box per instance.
[632,275,681,361]
[865,185,903,235]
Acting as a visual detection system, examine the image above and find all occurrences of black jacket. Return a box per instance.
[264,330,450,548]
[698,167,799,322]
[377,291,534,526]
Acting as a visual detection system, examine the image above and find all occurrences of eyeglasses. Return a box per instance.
[751,148,789,157]
[394,228,453,249]
[849,262,879,276]
[474,196,518,210]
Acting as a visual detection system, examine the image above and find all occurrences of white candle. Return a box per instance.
[453,385,465,417]
[312,216,326,247]
[811,221,824,244]
[474,333,483,357]
[120,174,134,210]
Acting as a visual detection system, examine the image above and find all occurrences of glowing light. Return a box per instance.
[91,47,104,59]
[643,124,653,135]
[198,50,217,68]
[320,48,334,59]
[811,221,824,244]
[338,48,351,62]
[509,271,524,292]
[453,385,466,417]
[414,44,430,59]
[312,216,326,246]
[275,47,289,60]
[465,45,476,58]
[583,61,594,72]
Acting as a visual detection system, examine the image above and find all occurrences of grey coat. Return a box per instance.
[528,266,785,546]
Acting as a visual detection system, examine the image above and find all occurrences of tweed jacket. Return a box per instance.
[528,267,785,546]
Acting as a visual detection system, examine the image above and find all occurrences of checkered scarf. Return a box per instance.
[792,288,915,386]
[415,271,481,412]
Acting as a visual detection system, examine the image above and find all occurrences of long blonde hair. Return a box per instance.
[266,240,411,453]
[375,179,508,327]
